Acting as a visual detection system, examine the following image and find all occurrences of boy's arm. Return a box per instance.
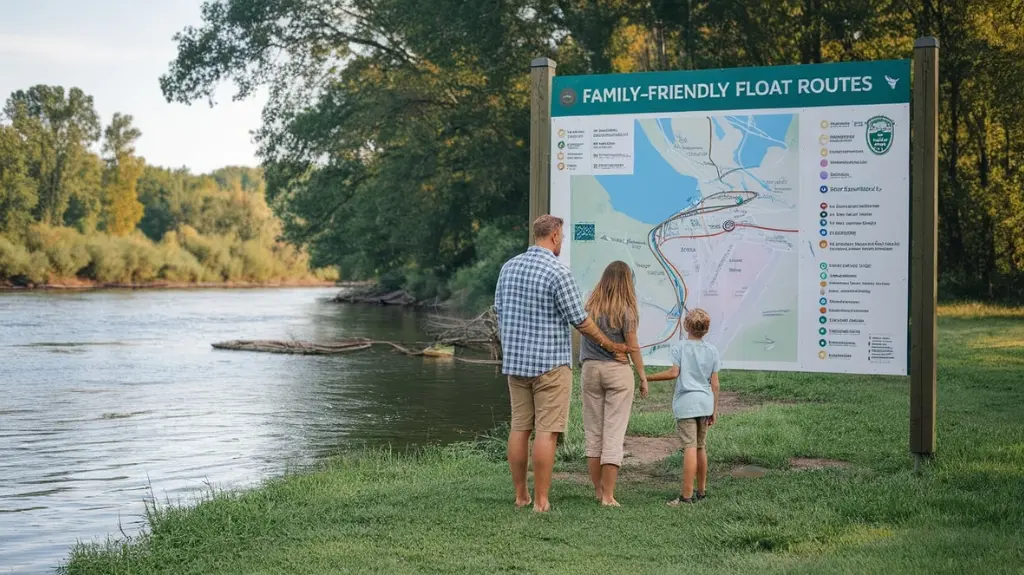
[709,372,720,425]
[647,365,680,382]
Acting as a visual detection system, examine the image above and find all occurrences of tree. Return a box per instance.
[101,113,145,236]
[0,125,37,236]
[3,86,101,226]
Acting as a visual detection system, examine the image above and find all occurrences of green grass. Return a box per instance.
[63,314,1024,574]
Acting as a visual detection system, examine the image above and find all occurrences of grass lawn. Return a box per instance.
[63,307,1024,574]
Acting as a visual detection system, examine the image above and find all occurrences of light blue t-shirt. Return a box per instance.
[670,339,721,419]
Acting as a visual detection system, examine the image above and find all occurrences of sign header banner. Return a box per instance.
[552,60,911,117]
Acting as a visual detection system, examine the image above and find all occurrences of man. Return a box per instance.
[494,215,633,512]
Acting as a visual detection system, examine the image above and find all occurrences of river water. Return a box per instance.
[0,288,508,573]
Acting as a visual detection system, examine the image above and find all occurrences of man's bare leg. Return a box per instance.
[508,430,532,507]
[600,464,620,506]
[696,447,708,495]
[681,447,697,499]
[587,457,603,501]
[532,431,559,512]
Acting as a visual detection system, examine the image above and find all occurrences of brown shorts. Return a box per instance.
[508,366,572,433]
[677,417,709,449]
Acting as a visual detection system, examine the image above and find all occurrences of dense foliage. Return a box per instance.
[0,86,335,286]
[161,0,1023,303]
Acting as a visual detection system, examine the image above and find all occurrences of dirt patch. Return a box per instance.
[730,465,771,478]
[622,436,678,466]
[789,457,850,470]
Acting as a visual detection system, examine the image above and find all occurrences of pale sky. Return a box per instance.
[0,0,266,173]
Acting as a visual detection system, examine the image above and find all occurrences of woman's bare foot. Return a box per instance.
[533,499,552,513]
[514,496,532,508]
[600,498,621,507]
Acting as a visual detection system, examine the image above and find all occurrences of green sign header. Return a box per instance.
[552,60,910,117]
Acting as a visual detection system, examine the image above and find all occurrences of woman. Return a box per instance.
[580,260,647,507]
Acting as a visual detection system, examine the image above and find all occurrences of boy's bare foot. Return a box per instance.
[514,496,532,508]
[533,499,551,513]
[600,498,621,507]
[594,488,603,502]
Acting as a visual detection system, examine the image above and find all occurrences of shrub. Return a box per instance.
[0,235,49,284]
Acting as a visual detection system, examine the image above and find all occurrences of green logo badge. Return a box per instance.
[866,116,895,155]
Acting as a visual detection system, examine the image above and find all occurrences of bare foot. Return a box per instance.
[594,489,603,502]
[533,499,551,513]
[600,498,621,507]
[514,496,532,508]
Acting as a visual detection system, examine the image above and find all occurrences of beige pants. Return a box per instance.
[581,361,635,466]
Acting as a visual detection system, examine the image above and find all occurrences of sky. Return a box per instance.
[0,0,266,173]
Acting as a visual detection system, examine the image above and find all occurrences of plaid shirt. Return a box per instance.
[494,246,587,377]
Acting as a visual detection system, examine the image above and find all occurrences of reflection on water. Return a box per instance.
[0,288,508,573]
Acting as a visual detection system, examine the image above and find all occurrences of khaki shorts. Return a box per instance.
[677,417,709,449]
[508,366,572,433]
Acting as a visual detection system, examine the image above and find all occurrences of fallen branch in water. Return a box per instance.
[425,307,501,360]
[211,338,501,365]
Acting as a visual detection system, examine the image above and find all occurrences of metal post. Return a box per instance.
[910,37,939,458]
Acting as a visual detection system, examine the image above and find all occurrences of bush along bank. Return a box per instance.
[62,307,1024,574]
[0,224,338,289]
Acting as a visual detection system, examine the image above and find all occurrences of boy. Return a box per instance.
[647,308,720,505]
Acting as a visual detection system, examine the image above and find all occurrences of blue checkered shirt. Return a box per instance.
[494,246,587,377]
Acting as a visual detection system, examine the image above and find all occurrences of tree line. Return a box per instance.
[157,0,1022,304]
[0,86,336,286]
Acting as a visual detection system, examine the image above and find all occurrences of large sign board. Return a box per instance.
[550,61,910,375]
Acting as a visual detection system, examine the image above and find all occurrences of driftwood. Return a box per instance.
[211,338,500,365]
[425,307,501,360]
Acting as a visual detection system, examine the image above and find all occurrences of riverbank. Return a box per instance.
[0,279,343,291]
[62,306,1024,574]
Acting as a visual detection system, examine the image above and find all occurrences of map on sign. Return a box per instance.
[569,115,799,365]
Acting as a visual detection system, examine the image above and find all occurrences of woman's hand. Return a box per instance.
[639,377,649,399]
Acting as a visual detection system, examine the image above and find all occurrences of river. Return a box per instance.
[0,288,508,573]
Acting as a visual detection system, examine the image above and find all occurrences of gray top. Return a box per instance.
[580,313,635,362]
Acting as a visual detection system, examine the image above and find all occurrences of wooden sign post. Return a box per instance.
[910,37,940,467]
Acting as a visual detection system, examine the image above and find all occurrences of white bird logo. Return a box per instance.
[885,75,899,89]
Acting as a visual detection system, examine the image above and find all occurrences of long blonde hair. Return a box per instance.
[585,261,638,330]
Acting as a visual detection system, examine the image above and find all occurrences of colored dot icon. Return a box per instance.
[820,211,828,218]
[820,240,829,249]
[820,120,829,129]
[819,316,827,324]
[820,171,829,180]
[557,163,565,171]
[821,149,829,157]
[557,129,566,137]
[820,229,828,237]
[819,327,827,335]
[820,159,828,168]
[820,262,828,270]
[820,281,827,287]
[819,307,827,314]
[557,141,566,149]
[820,219,828,227]
[819,339,828,348]
[819,297,827,305]
[820,272,828,280]
[820,185,829,194]
[820,202,828,209]
[819,134,828,145]
[818,351,827,359]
